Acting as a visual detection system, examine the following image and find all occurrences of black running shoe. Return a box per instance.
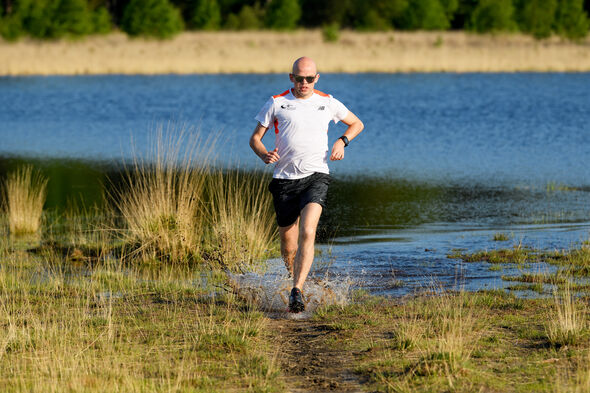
[288,287,305,313]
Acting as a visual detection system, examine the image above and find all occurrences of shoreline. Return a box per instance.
[1,30,590,75]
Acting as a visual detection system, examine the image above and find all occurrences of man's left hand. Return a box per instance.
[330,139,345,161]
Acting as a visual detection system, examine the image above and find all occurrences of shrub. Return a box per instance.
[190,0,221,30]
[356,9,391,30]
[399,0,451,30]
[121,0,185,39]
[1,0,96,39]
[515,0,557,38]
[265,0,301,30]
[92,6,112,35]
[322,22,340,42]
[555,0,589,40]
[470,0,516,33]
[0,14,25,41]
[50,0,94,37]
[224,5,262,30]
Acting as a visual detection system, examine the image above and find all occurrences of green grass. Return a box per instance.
[0,245,282,393]
[314,290,590,392]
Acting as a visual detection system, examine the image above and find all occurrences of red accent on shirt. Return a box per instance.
[273,90,290,99]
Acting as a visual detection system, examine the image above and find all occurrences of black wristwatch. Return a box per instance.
[339,135,349,147]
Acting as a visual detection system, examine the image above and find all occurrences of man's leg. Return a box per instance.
[279,218,299,276]
[293,202,323,289]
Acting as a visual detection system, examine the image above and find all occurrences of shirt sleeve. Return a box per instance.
[329,97,349,124]
[254,97,275,128]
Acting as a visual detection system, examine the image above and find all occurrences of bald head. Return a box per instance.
[292,57,317,75]
[290,57,319,99]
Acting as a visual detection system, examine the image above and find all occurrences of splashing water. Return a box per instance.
[227,258,351,319]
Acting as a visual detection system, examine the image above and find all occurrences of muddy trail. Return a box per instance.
[270,318,365,393]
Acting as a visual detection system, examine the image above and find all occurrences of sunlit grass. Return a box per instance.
[546,283,587,347]
[2,165,47,236]
[111,125,212,264]
[2,31,590,76]
[0,247,282,392]
[206,168,277,271]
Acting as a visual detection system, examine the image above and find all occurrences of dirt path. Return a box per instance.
[269,318,365,393]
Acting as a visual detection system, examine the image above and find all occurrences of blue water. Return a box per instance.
[2,73,590,296]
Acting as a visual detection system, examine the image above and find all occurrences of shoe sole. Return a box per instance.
[289,301,305,313]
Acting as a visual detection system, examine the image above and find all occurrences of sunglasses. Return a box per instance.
[291,74,317,83]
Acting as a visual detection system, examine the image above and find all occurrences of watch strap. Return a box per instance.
[339,135,349,147]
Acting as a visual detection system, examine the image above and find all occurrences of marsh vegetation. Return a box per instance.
[2,127,590,391]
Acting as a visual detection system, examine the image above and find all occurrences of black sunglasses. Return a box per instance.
[291,74,317,83]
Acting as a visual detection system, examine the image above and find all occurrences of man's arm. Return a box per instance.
[250,122,280,164]
[330,111,364,161]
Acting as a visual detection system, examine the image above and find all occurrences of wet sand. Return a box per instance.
[1,30,590,75]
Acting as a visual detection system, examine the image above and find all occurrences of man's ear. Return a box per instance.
[315,73,320,82]
[289,73,295,82]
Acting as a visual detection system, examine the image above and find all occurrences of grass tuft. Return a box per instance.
[2,165,48,236]
[111,125,212,263]
[546,283,586,347]
[206,169,277,270]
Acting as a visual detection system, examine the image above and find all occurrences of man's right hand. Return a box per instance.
[263,148,280,164]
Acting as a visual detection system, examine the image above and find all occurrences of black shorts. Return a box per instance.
[268,172,331,227]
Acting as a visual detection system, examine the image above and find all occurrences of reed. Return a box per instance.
[112,125,212,263]
[546,283,586,347]
[206,168,277,270]
[2,165,48,236]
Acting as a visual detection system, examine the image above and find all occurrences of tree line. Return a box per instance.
[0,0,588,40]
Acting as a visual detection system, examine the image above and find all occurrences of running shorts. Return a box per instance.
[268,172,331,227]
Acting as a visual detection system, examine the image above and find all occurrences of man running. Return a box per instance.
[249,56,364,313]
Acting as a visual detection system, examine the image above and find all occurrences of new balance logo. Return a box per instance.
[318,106,325,110]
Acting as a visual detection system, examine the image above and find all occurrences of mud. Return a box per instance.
[270,318,365,393]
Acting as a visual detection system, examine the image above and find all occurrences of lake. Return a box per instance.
[2,73,590,296]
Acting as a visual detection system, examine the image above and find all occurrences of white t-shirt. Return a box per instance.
[255,89,349,179]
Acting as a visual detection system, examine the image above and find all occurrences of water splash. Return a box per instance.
[227,258,351,318]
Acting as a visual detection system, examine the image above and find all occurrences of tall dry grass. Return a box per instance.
[2,31,590,75]
[112,125,212,263]
[415,291,479,380]
[546,283,586,347]
[0,249,281,392]
[111,125,277,268]
[207,168,277,270]
[2,165,48,236]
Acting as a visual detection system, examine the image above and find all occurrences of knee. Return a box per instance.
[299,226,317,242]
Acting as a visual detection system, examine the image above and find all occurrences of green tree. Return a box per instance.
[470,0,516,33]
[122,0,185,38]
[92,6,112,34]
[299,0,353,27]
[440,0,459,22]
[190,0,221,30]
[399,0,450,30]
[51,0,94,37]
[555,0,588,39]
[352,0,408,30]
[452,0,478,28]
[265,0,300,30]
[515,0,557,38]
[224,4,262,30]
